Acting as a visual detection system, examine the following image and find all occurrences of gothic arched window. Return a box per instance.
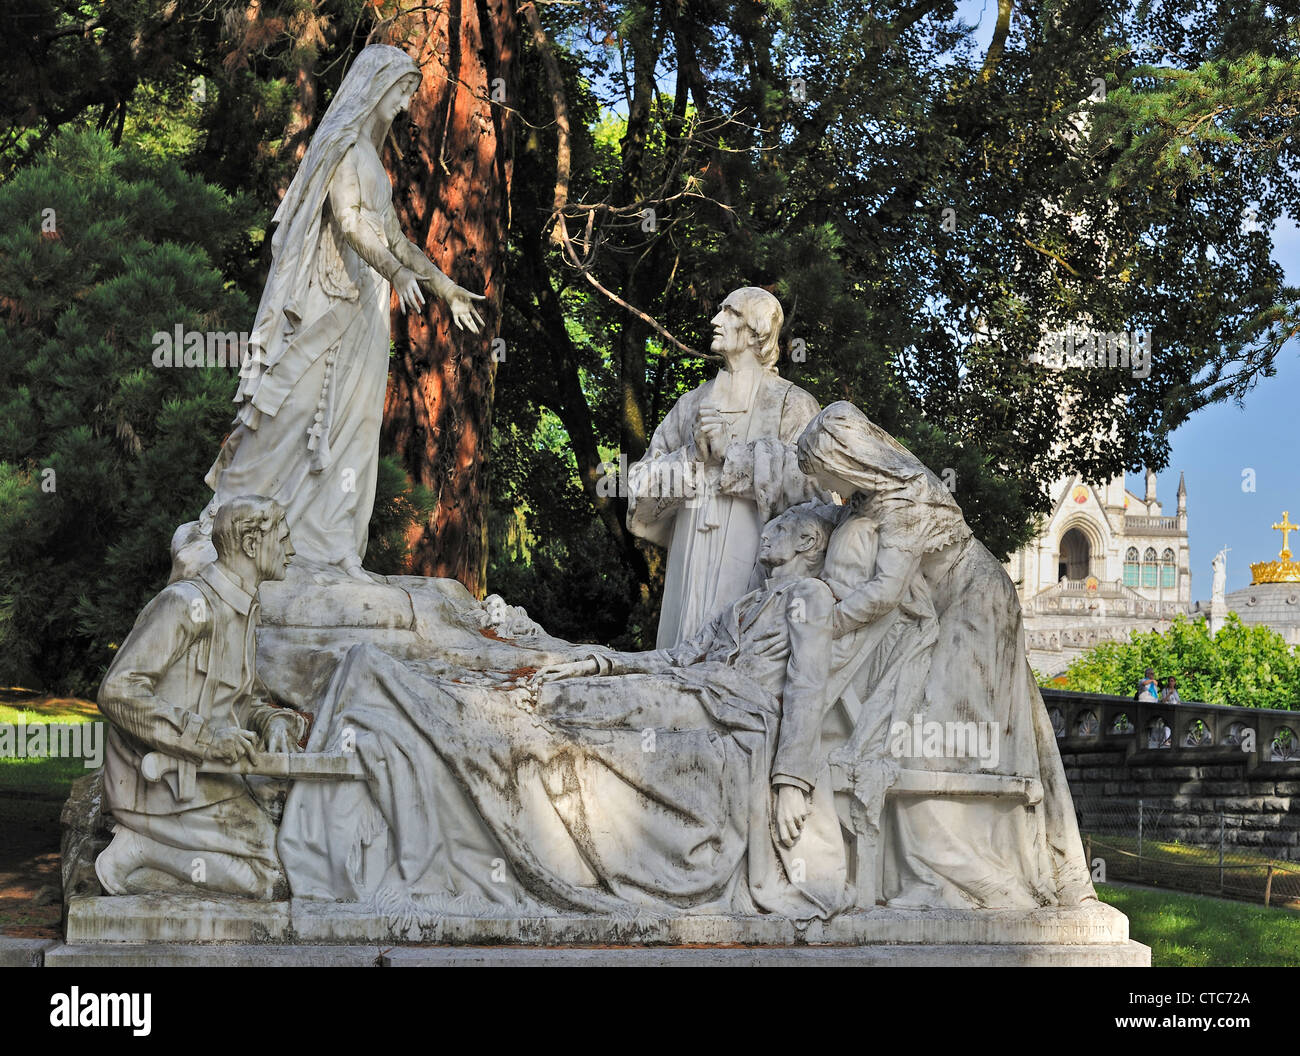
[1123,546,1140,587]
[1142,547,1158,588]
[1161,548,1176,589]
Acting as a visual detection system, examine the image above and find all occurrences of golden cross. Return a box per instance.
[1273,511,1298,560]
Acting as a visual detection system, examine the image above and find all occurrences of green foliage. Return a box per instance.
[1087,4,1300,399]
[0,129,253,692]
[1048,613,1300,709]
[364,455,437,576]
[487,408,643,646]
[496,0,1300,626]
[5,1,1300,659]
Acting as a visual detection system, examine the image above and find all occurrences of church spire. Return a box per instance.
[1145,467,1157,504]
[1177,472,1187,514]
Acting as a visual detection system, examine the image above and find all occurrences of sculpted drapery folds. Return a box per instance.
[278,505,853,920]
[88,45,1098,929]
[796,402,1096,908]
[99,405,1096,919]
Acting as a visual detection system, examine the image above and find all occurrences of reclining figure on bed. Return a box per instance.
[274,401,1093,921]
[276,501,862,920]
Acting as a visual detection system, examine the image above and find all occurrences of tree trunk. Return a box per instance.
[381,0,515,595]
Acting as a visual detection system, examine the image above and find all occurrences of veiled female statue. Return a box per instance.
[796,402,1094,908]
[202,44,484,581]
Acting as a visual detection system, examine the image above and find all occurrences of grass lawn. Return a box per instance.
[1097,882,1300,966]
[4,690,1299,963]
[0,694,104,797]
[0,691,101,937]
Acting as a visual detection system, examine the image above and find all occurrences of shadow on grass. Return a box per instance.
[0,688,100,721]
[1098,882,1300,967]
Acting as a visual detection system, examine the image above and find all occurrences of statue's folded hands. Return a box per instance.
[263,713,304,755]
[205,727,258,765]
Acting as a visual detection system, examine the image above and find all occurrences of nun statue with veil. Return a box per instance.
[199,44,485,582]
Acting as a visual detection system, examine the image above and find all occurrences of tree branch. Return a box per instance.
[980,0,1013,82]
[522,0,707,360]
[519,0,570,236]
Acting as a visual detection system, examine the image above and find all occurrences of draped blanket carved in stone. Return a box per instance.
[278,643,851,919]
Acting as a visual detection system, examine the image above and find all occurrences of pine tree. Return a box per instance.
[0,129,251,692]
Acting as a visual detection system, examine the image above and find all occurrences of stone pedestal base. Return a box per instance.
[54,894,1149,966]
[39,941,1149,966]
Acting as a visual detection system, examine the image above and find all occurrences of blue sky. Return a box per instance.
[953,0,1298,597]
[1138,248,1299,599]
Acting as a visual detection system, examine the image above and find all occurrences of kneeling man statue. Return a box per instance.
[95,495,306,899]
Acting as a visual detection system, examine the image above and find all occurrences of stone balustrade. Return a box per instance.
[1123,515,1181,533]
[1025,603,1182,638]
[1041,688,1298,764]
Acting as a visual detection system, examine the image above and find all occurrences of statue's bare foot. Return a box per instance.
[774,784,811,848]
[341,558,384,583]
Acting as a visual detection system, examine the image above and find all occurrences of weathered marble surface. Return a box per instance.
[95,497,302,899]
[79,422,1103,936]
[68,41,1122,956]
[626,287,824,647]
[53,893,1149,967]
[65,892,1134,946]
[201,44,483,582]
[253,566,582,712]
[38,940,1151,967]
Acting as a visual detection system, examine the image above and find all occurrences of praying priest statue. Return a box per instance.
[626,287,824,647]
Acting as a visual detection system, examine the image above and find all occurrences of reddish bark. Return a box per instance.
[380,0,515,595]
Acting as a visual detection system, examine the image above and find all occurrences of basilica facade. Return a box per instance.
[1006,469,1192,674]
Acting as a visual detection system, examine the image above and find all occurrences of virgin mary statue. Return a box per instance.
[201,44,484,581]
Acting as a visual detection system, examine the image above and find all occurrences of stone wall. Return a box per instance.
[1042,688,1300,861]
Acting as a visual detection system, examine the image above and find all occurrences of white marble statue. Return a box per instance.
[95,497,305,899]
[1209,546,1230,635]
[265,399,1097,918]
[794,402,1094,907]
[201,44,484,582]
[277,503,852,919]
[626,287,824,647]
[92,397,1096,926]
[1212,547,1229,605]
[478,593,544,638]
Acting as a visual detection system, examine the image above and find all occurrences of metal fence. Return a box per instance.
[1075,796,1300,907]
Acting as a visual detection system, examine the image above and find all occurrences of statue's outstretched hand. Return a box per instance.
[528,658,599,688]
[394,268,426,314]
[445,284,486,333]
